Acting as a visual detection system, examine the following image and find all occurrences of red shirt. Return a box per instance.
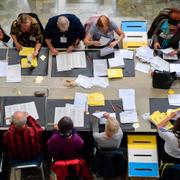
[3,116,43,161]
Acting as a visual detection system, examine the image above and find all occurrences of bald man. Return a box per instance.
[3,111,43,161]
[44,14,85,55]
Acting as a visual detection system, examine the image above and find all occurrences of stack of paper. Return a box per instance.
[170,64,180,77]
[135,62,150,74]
[150,111,173,129]
[5,101,39,125]
[100,47,114,57]
[6,64,21,82]
[163,54,178,60]
[93,59,108,77]
[19,47,34,56]
[74,92,88,112]
[150,56,170,71]
[119,89,136,111]
[107,69,123,79]
[136,46,154,63]
[54,105,84,127]
[117,49,134,59]
[160,48,174,54]
[92,112,116,124]
[0,61,8,77]
[168,94,180,106]
[88,92,105,106]
[56,51,87,72]
[108,56,125,68]
[99,36,111,46]
[75,75,109,88]
[120,110,138,123]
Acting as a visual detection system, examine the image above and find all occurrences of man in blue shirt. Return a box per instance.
[44,14,85,55]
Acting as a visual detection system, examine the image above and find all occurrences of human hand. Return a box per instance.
[32,50,39,59]
[15,42,23,51]
[168,50,177,56]
[154,42,161,49]
[109,40,118,48]
[93,41,101,47]
[66,45,75,53]
[169,112,176,118]
[50,47,58,56]
[103,112,110,119]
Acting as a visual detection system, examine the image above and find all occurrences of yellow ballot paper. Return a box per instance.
[21,57,38,68]
[107,69,123,79]
[19,47,34,56]
[88,92,105,106]
[150,111,173,129]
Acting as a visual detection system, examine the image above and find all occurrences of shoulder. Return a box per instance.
[47,15,59,25]
[11,20,19,28]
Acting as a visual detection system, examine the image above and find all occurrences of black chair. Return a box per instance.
[160,163,180,180]
[92,148,127,179]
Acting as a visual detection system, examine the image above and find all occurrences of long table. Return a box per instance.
[0,47,180,132]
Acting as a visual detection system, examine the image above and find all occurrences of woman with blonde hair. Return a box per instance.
[10,13,43,58]
[92,112,123,149]
[84,15,125,48]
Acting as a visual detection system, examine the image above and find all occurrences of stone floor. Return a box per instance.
[0,0,179,33]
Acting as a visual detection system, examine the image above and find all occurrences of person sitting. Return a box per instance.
[92,112,123,149]
[152,9,180,51]
[10,14,43,58]
[3,111,43,161]
[47,116,84,161]
[44,14,85,55]
[84,15,125,48]
[157,112,180,164]
[0,26,10,47]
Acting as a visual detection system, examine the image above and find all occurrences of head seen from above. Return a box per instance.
[18,14,32,33]
[58,116,74,138]
[11,111,27,128]
[96,15,110,34]
[105,117,119,138]
[57,16,70,32]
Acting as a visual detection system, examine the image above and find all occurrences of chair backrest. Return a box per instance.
[160,163,180,180]
[51,159,91,180]
[93,149,127,178]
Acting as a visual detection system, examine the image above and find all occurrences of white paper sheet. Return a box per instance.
[120,110,138,123]
[136,46,154,62]
[168,94,180,106]
[93,59,108,77]
[170,64,180,77]
[150,56,170,72]
[108,56,125,68]
[91,77,109,88]
[100,113,116,124]
[5,101,39,125]
[0,61,8,77]
[118,49,134,59]
[75,75,92,88]
[6,64,21,82]
[99,36,111,46]
[54,106,84,127]
[163,54,178,60]
[74,92,88,112]
[56,52,86,71]
[100,47,114,57]
[119,89,136,111]
[135,62,150,74]
[161,48,174,54]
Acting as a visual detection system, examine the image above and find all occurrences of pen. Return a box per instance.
[109,100,116,112]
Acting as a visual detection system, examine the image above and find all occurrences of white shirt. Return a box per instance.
[158,129,180,159]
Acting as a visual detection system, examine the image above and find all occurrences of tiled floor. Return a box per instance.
[0,0,179,33]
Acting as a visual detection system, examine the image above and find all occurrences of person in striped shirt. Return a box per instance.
[3,111,43,161]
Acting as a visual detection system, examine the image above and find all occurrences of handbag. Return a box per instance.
[152,70,177,89]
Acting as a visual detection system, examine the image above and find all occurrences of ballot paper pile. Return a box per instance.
[75,75,109,88]
[119,89,138,124]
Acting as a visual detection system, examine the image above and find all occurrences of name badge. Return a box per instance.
[29,35,36,41]
[60,36,67,43]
